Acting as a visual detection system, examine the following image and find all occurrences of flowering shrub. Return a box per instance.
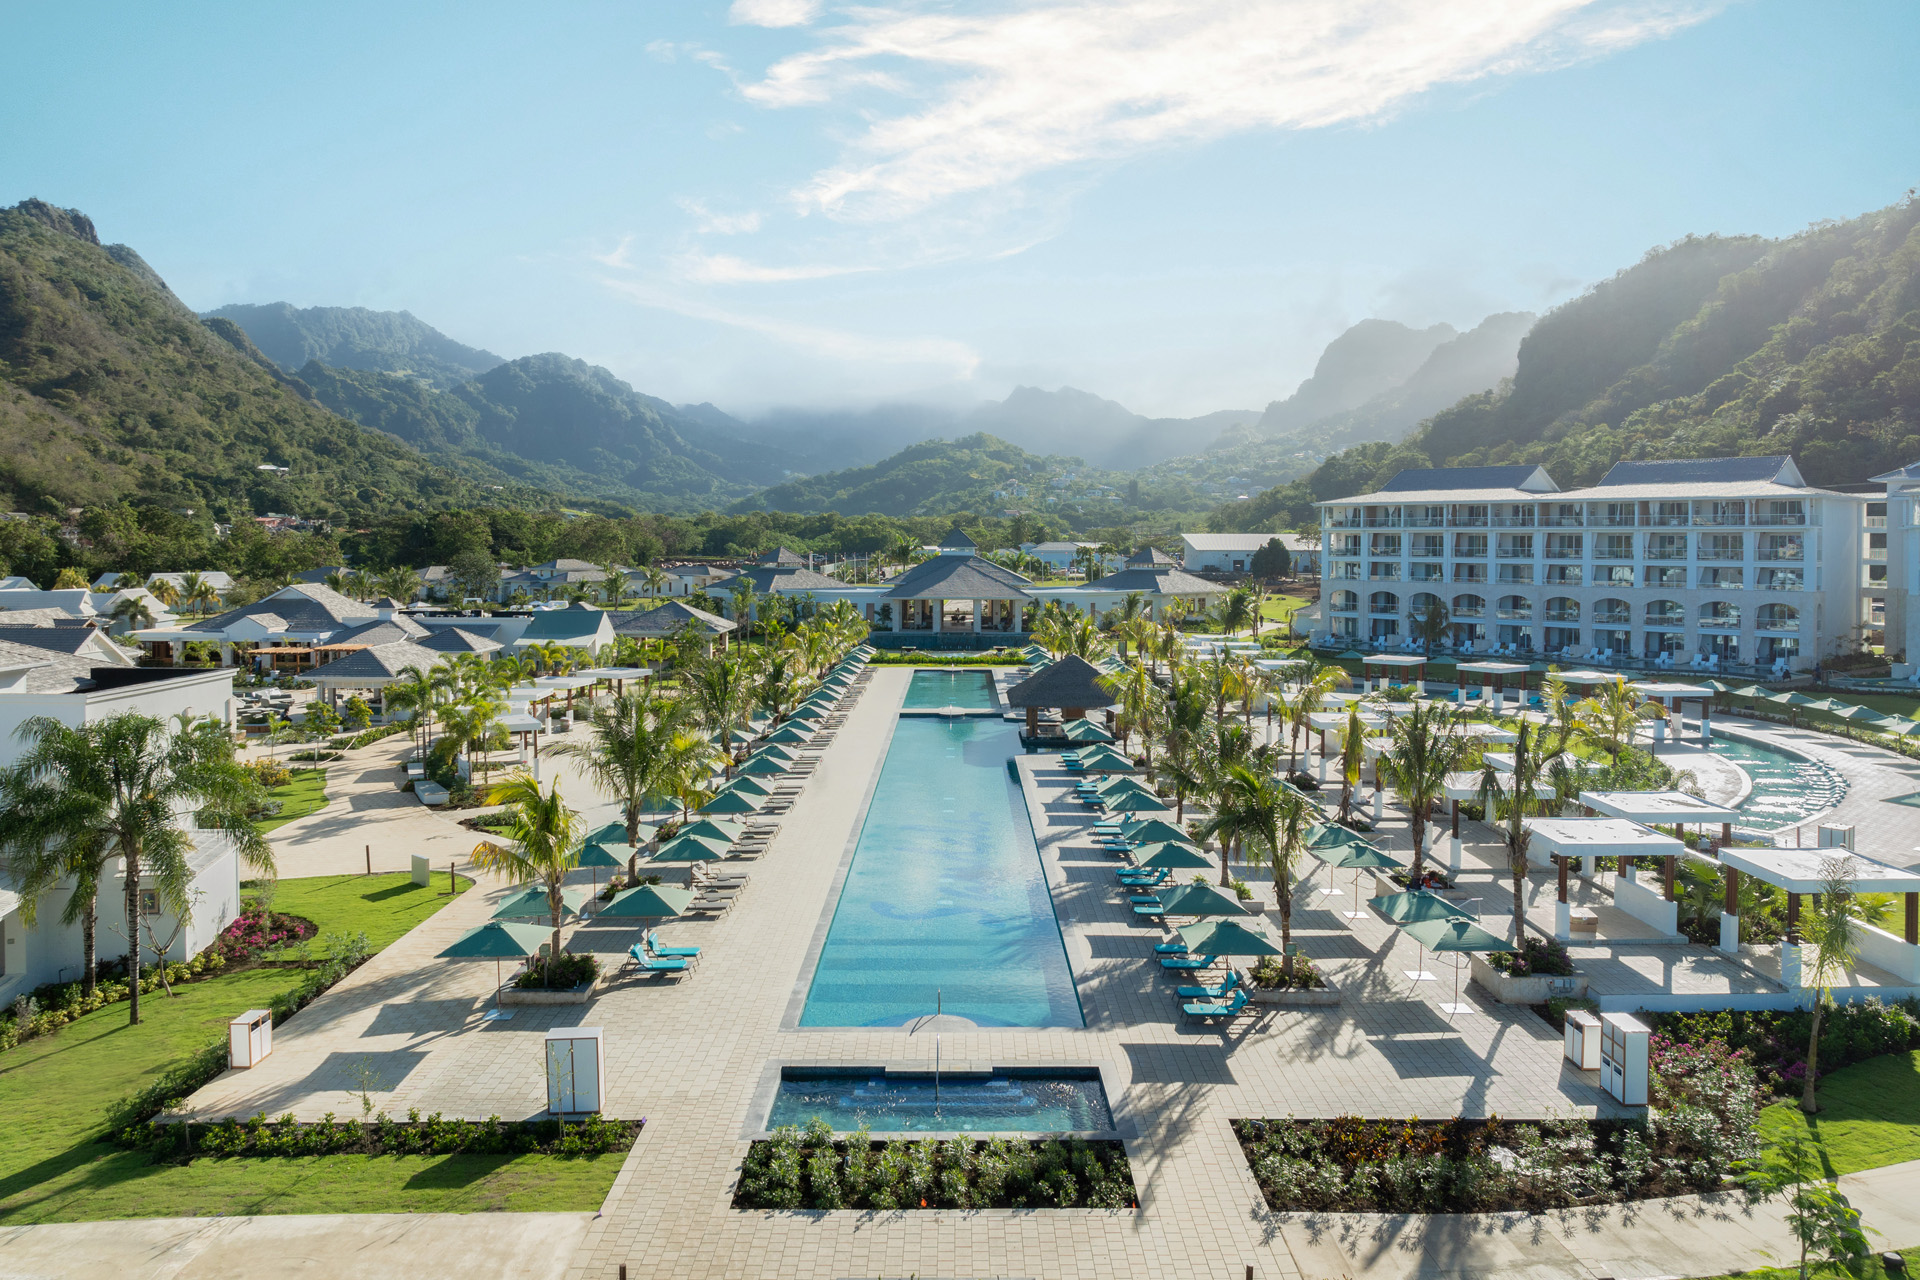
[248,758,293,789]
[514,951,598,990]
[1250,954,1325,990]
[211,905,316,964]
[1486,935,1576,977]
[1655,1000,1920,1094]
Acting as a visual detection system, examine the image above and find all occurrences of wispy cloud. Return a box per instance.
[741,0,1725,221]
[730,0,823,27]
[672,251,871,283]
[601,276,981,376]
[677,198,764,236]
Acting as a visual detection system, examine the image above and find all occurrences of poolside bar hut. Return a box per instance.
[1004,654,1116,739]
[1455,661,1532,710]
[1359,653,1427,694]
[1718,849,1920,975]
[1526,817,1686,941]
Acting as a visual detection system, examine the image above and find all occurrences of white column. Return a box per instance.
[1719,912,1741,955]
[1554,901,1571,941]
[933,600,943,633]
[972,600,980,633]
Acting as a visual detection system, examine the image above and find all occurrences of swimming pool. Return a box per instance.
[799,716,1082,1028]
[767,1067,1112,1133]
[902,668,998,710]
[1711,734,1850,830]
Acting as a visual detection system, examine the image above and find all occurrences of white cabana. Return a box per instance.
[1454,661,1533,710]
[1580,789,1741,831]
[1719,848,1920,973]
[1527,817,1686,939]
[1359,652,1428,694]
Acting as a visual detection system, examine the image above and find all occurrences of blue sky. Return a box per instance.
[5,0,1916,418]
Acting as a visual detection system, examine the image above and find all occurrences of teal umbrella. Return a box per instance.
[491,886,590,922]
[1176,918,1281,958]
[677,817,747,843]
[652,832,733,862]
[1402,915,1518,1014]
[1151,882,1248,917]
[700,789,763,815]
[764,724,813,745]
[585,820,637,846]
[791,705,826,722]
[576,841,627,900]
[1091,776,1157,800]
[598,883,696,918]
[1306,823,1376,854]
[753,743,803,761]
[1071,747,1133,772]
[1133,842,1214,870]
[1370,890,1474,924]
[1829,703,1895,723]
[1061,718,1113,743]
[1315,842,1401,917]
[1101,791,1174,814]
[711,728,755,747]
[721,774,776,797]
[737,755,790,776]
[436,920,553,1010]
[1113,818,1191,845]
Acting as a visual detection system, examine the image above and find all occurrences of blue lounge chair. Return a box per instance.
[1161,954,1215,971]
[1132,903,1166,918]
[1128,893,1164,905]
[1177,971,1241,999]
[626,944,689,975]
[1184,988,1251,1021]
[1153,941,1188,955]
[644,929,700,958]
[1117,867,1167,884]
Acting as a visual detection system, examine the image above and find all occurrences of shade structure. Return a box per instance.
[1404,916,1516,953]
[1306,823,1377,854]
[736,755,791,776]
[597,883,697,918]
[1176,918,1282,958]
[1060,718,1114,743]
[1774,691,1821,707]
[1879,718,1920,737]
[1101,791,1174,814]
[1829,703,1895,723]
[491,887,591,921]
[577,842,628,869]
[720,774,776,797]
[699,789,763,815]
[1091,776,1156,800]
[752,743,803,762]
[652,832,734,862]
[1115,818,1192,845]
[1133,841,1214,870]
[1071,747,1134,772]
[1698,679,1739,694]
[1151,882,1249,916]
[711,728,755,746]
[585,820,637,846]
[1316,842,1401,871]
[438,920,552,958]
[763,724,813,745]
[1370,890,1476,925]
[790,705,826,722]
[678,817,747,843]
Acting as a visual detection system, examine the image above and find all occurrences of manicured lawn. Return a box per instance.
[257,872,475,957]
[1690,1246,1920,1280]
[1757,1050,1920,1178]
[1258,593,1310,624]
[0,870,619,1224]
[255,767,329,832]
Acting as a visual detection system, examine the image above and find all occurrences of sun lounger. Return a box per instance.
[1153,941,1187,955]
[1183,988,1250,1020]
[1177,971,1240,999]
[644,929,700,958]
[1161,954,1216,971]
[625,944,689,975]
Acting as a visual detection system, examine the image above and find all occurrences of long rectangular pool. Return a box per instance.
[768,1067,1112,1133]
[799,716,1082,1028]
[901,668,998,710]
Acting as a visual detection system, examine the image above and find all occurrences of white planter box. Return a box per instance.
[1468,955,1587,1005]
[499,972,600,1006]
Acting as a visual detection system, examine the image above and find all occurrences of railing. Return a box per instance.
[1756,619,1801,632]
[1756,548,1804,562]
[1450,516,1489,528]
[1362,517,1403,528]
[1543,548,1581,559]
[1543,610,1580,623]
[1645,548,1688,561]
[1539,516,1585,527]
[1591,570,1636,586]
[1452,568,1489,582]
[1698,616,1742,631]
[1405,515,1446,528]
[1491,516,1536,527]
[1696,548,1745,561]
[1544,571,1585,586]
[1866,515,1888,529]
[1750,514,1807,526]
[1593,614,1631,627]
[1590,516,1638,528]
[1867,549,1888,562]
[1645,614,1685,627]
[1451,606,1485,618]
[1759,576,1803,591]
[1692,516,1747,527]
[1648,514,1689,527]
[1368,565,1402,579]
[1409,565,1445,581]
[1496,546,1534,558]
[1594,545,1635,560]
[1496,609,1533,620]
[1327,518,1362,530]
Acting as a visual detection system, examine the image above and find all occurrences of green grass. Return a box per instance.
[254,767,329,832]
[1688,1246,1920,1280]
[1258,593,1310,624]
[1757,1051,1920,1178]
[256,872,475,957]
[0,871,620,1224]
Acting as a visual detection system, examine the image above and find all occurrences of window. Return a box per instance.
[1698,567,1743,589]
[1497,534,1534,558]
[1545,534,1582,559]
[139,889,160,917]
[1368,561,1402,579]
[1758,567,1803,590]
[1544,597,1580,623]
[1592,565,1634,587]
[1869,532,1888,561]
[1412,534,1445,558]
[1451,593,1486,617]
[1699,534,1744,561]
[1699,601,1742,629]
[1410,562,1444,581]
[1646,533,1688,560]
[1369,591,1400,615]
[1330,591,1358,612]
[1496,564,1534,584]
[1644,565,1686,588]
[1452,563,1487,583]
[1544,564,1582,585]
[1496,594,1532,619]
[1593,599,1631,626]
[1596,502,1637,528]
[1595,534,1634,560]
[1645,599,1684,626]
[1759,534,1803,561]
[1651,501,1688,527]
[1756,603,1800,631]
[1409,592,1443,616]
[1452,505,1489,527]
[1453,534,1488,558]
[1644,631,1684,657]
[1370,533,1401,557]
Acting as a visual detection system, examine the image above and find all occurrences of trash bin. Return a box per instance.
[229,1008,273,1069]
[1563,1010,1601,1070]
[411,853,431,886]
[545,1026,604,1115]
[1600,1012,1649,1105]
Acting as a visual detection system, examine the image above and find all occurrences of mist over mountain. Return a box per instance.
[205,302,505,390]
[1254,319,1458,435]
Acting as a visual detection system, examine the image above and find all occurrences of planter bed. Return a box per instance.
[499,973,600,1006]
[1249,984,1341,1007]
[733,1126,1136,1210]
[1469,955,1588,1005]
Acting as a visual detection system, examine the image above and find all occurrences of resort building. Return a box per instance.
[1312,456,1865,673]
[1020,540,1101,573]
[607,601,736,648]
[513,601,614,654]
[1077,547,1224,618]
[1872,458,1920,667]
[127,583,382,668]
[1178,532,1276,574]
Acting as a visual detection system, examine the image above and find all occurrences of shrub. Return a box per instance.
[733,1129,1136,1210]
[1250,954,1325,990]
[146,1111,637,1162]
[1486,935,1576,977]
[515,951,598,990]
[211,904,317,964]
[1654,1000,1920,1094]
[340,695,373,731]
[248,758,293,789]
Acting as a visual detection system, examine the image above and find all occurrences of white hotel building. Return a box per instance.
[1312,456,1868,673]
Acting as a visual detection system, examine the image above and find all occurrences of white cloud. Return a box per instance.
[676,198,764,236]
[741,0,1725,221]
[601,276,981,377]
[673,251,872,284]
[729,0,823,27]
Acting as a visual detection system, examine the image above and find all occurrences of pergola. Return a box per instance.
[1720,849,1920,970]
[1306,707,1387,783]
[1441,769,1553,839]
[1579,789,1742,848]
[1631,680,1716,742]
[1454,661,1533,709]
[1359,653,1427,693]
[576,666,653,695]
[1527,816,1687,940]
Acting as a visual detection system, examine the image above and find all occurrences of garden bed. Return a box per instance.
[1470,955,1587,1005]
[1247,955,1338,1004]
[163,1111,638,1161]
[733,1123,1136,1210]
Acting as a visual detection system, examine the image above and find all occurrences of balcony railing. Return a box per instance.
[1543,610,1580,623]
[1698,617,1742,631]
[1409,565,1444,581]
[1756,619,1801,632]
[1543,548,1581,559]
[1645,616,1685,628]
[1452,568,1488,582]
[1496,608,1533,620]
[1692,516,1747,527]
[1750,514,1808,526]
[1593,614,1631,627]
[1757,548,1804,562]
[1697,548,1745,561]
[1362,517,1403,528]
[1327,518,1362,530]
[1491,516,1536,527]
[1368,566,1402,580]
[1759,576,1803,591]
[1865,516,1889,529]
[1450,516,1489,528]
[1539,516,1585,527]
[1590,515,1638,528]
[1645,549,1689,561]
[1451,606,1485,618]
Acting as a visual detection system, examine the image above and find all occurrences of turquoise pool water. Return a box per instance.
[1711,735,1849,830]
[902,668,998,709]
[799,716,1082,1028]
[767,1068,1112,1133]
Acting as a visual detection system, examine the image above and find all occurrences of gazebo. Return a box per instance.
[1004,655,1116,738]
[1454,661,1532,710]
[881,528,1034,636]
[1526,816,1687,941]
[1719,849,1920,976]
[1359,653,1427,694]
[1578,790,1743,850]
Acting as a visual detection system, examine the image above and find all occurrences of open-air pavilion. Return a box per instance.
[1526,816,1687,941]
[1454,660,1533,710]
[1718,848,1920,978]
[1004,655,1116,739]
[1630,680,1717,742]
[1359,653,1427,693]
[1579,790,1743,848]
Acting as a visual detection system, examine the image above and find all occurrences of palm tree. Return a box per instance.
[1210,764,1312,980]
[146,576,181,610]
[435,694,505,790]
[685,654,752,772]
[109,594,155,632]
[1377,701,1467,880]
[1576,677,1654,763]
[53,567,89,589]
[1799,855,1866,1114]
[727,579,759,640]
[473,773,582,978]
[1336,705,1367,825]
[1477,720,1570,943]
[0,713,270,1023]
[324,570,352,596]
[1406,600,1450,656]
[1150,668,1209,822]
[1283,659,1349,776]
[178,571,218,618]
[378,566,423,603]
[548,690,689,877]
[384,665,442,754]
[753,648,807,724]
[1212,587,1255,638]
[1195,726,1276,884]
[1098,661,1161,761]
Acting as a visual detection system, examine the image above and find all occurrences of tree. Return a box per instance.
[1476,719,1571,943]
[1378,701,1466,879]
[1575,677,1655,763]
[1738,1134,1873,1280]
[434,694,505,790]
[1208,764,1312,980]
[1336,705,1367,825]
[109,594,155,632]
[341,695,373,732]
[727,578,760,640]
[548,690,690,877]
[1212,587,1256,638]
[685,654,753,773]
[377,566,423,603]
[472,773,581,978]
[1281,659,1349,775]
[449,548,499,603]
[1249,536,1291,579]
[1800,855,1866,1114]
[178,571,219,618]
[0,713,271,1023]
[1406,600,1450,656]
[641,565,669,598]
[146,576,181,609]
[52,567,89,589]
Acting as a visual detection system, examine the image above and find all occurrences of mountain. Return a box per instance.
[737,432,1083,517]
[1213,195,1920,531]
[0,199,531,520]
[1253,319,1459,436]
[203,302,505,389]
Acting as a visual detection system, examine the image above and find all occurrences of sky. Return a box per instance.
[4,0,1917,419]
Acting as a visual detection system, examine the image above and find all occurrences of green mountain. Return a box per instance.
[203,302,504,389]
[735,432,1087,517]
[1214,196,1920,531]
[0,199,536,520]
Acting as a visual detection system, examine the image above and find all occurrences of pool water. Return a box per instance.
[1710,735,1850,830]
[902,668,998,710]
[799,716,1082,1027]
[767,1068,1112,1133]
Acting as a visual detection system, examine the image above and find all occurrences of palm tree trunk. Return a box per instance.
[1801,1002,1825,1113]
[82,894,97,994]
[125,849,142,1025]
[1278,886,1294,980]
[1409,810,1426,880]
[1510,853,1527,945]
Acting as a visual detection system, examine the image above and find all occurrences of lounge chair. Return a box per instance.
[1160,954,1216,971]
[625,945,689,975]
[1177,971,1241,999]
[644,929,700,958]
[1184,988,1251,1021]
[1153,941,1188,955]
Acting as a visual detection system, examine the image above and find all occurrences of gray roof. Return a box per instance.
[199,584,371,635]
[1596,455,1798,487]
[1125,546,1175,567]
[725,565,844,594]
[939,527,977,550]
[528,558,604,572]
[1379,465,1556,493]
[607,602,736,636]
[0,626,124,659]
[754,547,807,566]
[327,617,429,647]
[1004,655,1116,710]
[416,626,503,654]
[884,554,1032,601]
[1084,566,1220,596]
[0,607,84,627]
[520,602,612,641]
[307,640,447,683]
[1872,459,1920,482]
[0,639,98,692]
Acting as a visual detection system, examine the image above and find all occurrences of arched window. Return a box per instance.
[1700,601,1741,628]
[1496,594,1532,619]
[1645,599,1683,625]
[1594,598,1631,626]
[1451,593,1485,617]
[1544,596,1579,622]
[1409,592,1443,613]
[1757,603,1800,631]
[1368,591,1399,615]
[1331,590,1358,612]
